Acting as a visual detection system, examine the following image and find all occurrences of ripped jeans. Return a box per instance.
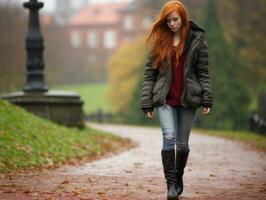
[156,104,197,151]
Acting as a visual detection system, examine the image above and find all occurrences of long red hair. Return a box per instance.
[147,0,190,69]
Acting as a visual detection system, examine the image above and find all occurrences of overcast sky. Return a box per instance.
[16,0,133,13]
[13,0,133,12]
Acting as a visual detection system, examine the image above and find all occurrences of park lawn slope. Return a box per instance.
[0,99,133,173]
[195,129,266,151]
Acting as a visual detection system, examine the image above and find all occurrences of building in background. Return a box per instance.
[39,0,152,84]
[66,1,152,82]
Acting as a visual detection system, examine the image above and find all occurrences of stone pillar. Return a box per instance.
[23,0,48,93]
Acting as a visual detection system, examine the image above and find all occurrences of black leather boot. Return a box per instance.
[161,150,179,200]
[175,147,190,196]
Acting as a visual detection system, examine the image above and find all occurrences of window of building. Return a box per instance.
[70,30,81,48]
[104,30,117,49]
[123,15,133,31]
[87,30,98,48]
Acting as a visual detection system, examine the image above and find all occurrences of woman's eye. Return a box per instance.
[166,18,179,23]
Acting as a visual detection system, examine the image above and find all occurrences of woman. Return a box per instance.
[140,1,213,199]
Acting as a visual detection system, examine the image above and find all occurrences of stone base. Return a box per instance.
[1,90,84,128]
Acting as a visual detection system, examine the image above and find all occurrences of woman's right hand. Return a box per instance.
[145,112,155,119]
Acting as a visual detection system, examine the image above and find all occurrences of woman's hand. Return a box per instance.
[202,107,211,115]
[145,111,155,119]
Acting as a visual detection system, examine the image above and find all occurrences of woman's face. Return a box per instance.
[166,11,182,33]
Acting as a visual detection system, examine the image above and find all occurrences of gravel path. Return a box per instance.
[0,123,265,200]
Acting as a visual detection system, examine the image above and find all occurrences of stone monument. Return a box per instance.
[1,0,84,128]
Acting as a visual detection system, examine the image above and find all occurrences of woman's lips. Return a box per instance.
[171,27,178,31]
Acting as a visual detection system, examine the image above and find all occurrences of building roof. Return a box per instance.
[69,2,127,26]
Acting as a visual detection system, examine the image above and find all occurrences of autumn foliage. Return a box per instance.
[106,35,147,113]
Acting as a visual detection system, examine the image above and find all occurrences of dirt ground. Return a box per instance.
[0,123,265,200]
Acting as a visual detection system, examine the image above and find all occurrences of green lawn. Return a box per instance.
[51,83,112,114]
[195,128,266,151]
[0,99,132,173]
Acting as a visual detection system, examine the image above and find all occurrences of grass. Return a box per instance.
[51,83,112,114]
[195,128,266,151]
[0,99,133,174]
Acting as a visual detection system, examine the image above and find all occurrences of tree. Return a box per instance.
[194,0,251,130]
[217,0,266,97]
[106,35,147,113]
[0,2,27,93]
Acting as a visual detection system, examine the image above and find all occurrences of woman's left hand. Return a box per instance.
[202,107,211,115]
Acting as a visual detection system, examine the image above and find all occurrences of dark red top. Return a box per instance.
[166,51,186,107]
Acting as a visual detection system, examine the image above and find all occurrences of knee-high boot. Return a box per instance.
[161,150,179,200]
[175,147,190,195]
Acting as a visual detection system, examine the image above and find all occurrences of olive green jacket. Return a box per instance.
[140,21,213,113]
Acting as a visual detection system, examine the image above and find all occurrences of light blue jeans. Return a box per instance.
[156,104,197,151]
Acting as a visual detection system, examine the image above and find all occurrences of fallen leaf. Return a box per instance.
[3,190,14,193]
[61,180,70,184]
[24,190,32,194]
[72,190,81,196]
[97,191,105,195]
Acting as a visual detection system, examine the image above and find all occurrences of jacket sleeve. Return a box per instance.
[195,38,213,108]
[140,55,158,113]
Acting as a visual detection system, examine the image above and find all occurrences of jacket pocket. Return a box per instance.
[152,76,167,107]
[152,77,166,95]
[185,77,202,107]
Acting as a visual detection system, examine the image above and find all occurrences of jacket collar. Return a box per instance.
[183,21,205,53]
